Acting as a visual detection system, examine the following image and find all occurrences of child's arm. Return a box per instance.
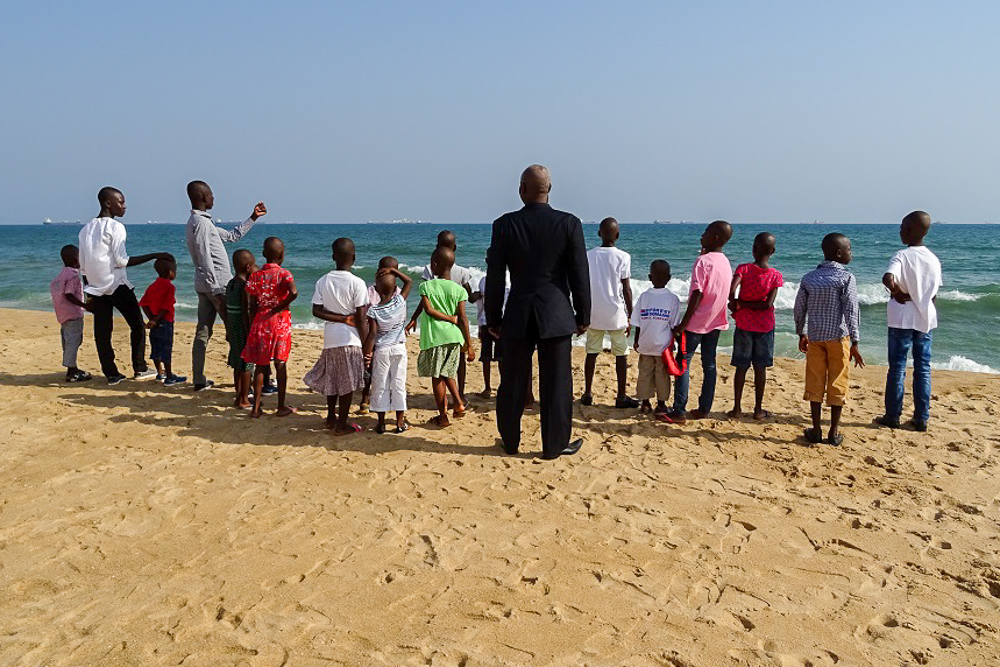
[311,305,356,326]
[469,289,482,304]
[379,267,413,300]
[405,300,424,333]
[141,305,161,329]
[456,301,476,362]
[270,278,298,316]
[793,284,808,352]
[729,273,742,312]
[362,314,377,363]
[419,295,458,325]
[354,304,370,353]
[621,277,633,335]
[736,287,779,311]
[632,325,641,350]
[882,272,911,304]
[241,289,251,333]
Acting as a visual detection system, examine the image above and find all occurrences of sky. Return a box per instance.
[1,1,998,224]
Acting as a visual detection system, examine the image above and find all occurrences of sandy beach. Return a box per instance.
[1,307,998,666]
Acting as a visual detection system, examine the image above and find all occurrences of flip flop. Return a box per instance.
[753,410,771,421]
[335,423,363,436]
[655,412,675,424]
[803,427,823,444]
[67,371,93,382]
[828,433,844,447]
[394,422,411,434]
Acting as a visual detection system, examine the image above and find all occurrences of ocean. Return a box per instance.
[5,222,998,373]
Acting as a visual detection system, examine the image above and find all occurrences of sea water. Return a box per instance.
[4,222,998,373]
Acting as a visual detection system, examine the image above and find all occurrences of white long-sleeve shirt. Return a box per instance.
[79,217,131,296]
[185,210,257,295]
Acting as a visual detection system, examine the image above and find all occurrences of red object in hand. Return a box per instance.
[662,332,687,377]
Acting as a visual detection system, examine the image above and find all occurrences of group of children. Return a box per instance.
[51,213,942,445]
[584,212,941,445]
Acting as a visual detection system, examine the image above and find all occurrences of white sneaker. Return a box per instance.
[134,369,158,380]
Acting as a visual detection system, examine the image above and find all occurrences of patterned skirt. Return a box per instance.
[303,346,366,396]
[417,343,462,378]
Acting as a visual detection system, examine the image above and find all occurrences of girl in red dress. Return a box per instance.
[243,237,298,417]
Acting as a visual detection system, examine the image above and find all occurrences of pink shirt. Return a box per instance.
[732,263,784,333]
[50,267,85,324]
[686,252,732,334]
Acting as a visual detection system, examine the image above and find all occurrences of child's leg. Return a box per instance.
[458,355,467,403]
[360,372,371,410]
[583,353,598,399]
[333,392,356,434]
[375,411,386,433]
[274,361,293,416]
[395,410,407,430]
[752,364,767,418]
[829,405,843,440]
[615,355,630,401]
[611,331,633,403]
[250,366,266,417]
[693,329,720,416]
[445,377,465,416]
[809,401,823,438]
[325,395,337,426]
[481,359,492,397]
[729,367,748,417]
[236,369,251,408]
[431,378,450,426]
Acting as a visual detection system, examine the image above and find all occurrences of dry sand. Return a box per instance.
[1,307,998,667]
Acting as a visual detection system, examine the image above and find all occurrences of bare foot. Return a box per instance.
[477,389,492,399]
[275,406,296,417]
[429,414,451,428]
[249,408,264,418]
[334,422,363,436]
[727,409,742,419]
[452,406,466,419]
[753,409,771,421]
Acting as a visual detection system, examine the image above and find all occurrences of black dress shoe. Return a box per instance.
[542,438,583,460]
[498,440,518,455]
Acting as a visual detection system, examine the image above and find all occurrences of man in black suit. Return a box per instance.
[486,165,591,459]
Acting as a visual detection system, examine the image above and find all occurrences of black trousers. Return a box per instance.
[91,284,148,378]
[496,316,573,457]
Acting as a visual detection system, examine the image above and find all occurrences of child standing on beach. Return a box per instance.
[728,232,783,420]
[794,232,865,446]
[304,238,370,435]
[667,220,733,423]
[359,256,403,413]
[49,244,92,382]
[244,237,298,418]
[414,246,475,428]
[139,257,186,386]
[631,260,681,418]
[364,266,413,434]
[226,249,256,408]
[875,211,942,432]
[582,217,635,408]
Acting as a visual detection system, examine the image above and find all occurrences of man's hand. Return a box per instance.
[251,202,267,220]
[83,299,95,313]
[798,334,809,354]
[576,324,589,336]
[850,343,865,368]
[892,291,912,304]
[488,326,502,341]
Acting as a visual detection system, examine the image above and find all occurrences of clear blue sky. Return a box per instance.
[2,1,998,224]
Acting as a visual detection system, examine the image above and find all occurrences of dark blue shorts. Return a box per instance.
[731,327,774,368]
[149,321,174,363]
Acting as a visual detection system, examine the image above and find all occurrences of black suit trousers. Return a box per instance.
[91,284,149,378]
[497,314,573,457]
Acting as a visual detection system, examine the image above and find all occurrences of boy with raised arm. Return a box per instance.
[364,265,413,434]
[665,220,733,423]
[875,211,942,432]
[582,217,636,408]
[794,233,865,446]
[728,232,783,420]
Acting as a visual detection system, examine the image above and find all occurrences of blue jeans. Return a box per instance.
[673,329,720,414]
[885,327,933,424]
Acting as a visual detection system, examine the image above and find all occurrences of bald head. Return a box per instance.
[752,232,776,261]
[821,232,852,264]
[429,245,456,278]
[332,237,356,269]
[263,236,285,263]
[598,217,620,245]
[187,180,213,209]
[701,220,733,252]
[900,210,931,246]
[519,164,552,204]
[233,248,255,274]
[436,230,457,251]
[97,186,122,206]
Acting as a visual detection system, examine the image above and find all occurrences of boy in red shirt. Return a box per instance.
[140,258,186,385]
[728,232,783,419]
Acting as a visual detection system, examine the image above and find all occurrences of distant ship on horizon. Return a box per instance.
[366,218,430,224]
[42,218,81,225]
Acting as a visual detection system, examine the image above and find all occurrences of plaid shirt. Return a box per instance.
[793,261,860,343]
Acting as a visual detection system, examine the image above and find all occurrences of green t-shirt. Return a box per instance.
[418,278,467,350]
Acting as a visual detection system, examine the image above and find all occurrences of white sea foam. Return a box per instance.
[292,321,325,331]
[938,289,981,302]
[930,355,998,374]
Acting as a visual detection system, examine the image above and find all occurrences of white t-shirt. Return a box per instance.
[421,263,473,290]
[885,246,943,333]
[79,217,131,296]
[587,246,631,330]
[311,270,369,348]
[630,287,682,356]
[476,276,510,326]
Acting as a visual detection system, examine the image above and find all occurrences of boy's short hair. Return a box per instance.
[378,256,398,270]
[375,272,397,297]
[431,246,456,275]
[60,244,78,265]
[154,257,175,278]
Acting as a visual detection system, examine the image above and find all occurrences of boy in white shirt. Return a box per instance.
[631,260,681,418]
[875,211,943,432]
[582,217,636,408]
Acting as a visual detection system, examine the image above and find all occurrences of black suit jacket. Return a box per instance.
[486,203,590,339]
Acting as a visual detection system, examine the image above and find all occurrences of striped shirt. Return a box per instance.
[793,261,860,343]
[369,294,407,348]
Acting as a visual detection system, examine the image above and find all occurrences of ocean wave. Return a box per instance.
[292,321,325,331]
[930,355,998,374]
[937,289,981,302]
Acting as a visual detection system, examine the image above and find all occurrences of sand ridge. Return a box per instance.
[0,308,998,666]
